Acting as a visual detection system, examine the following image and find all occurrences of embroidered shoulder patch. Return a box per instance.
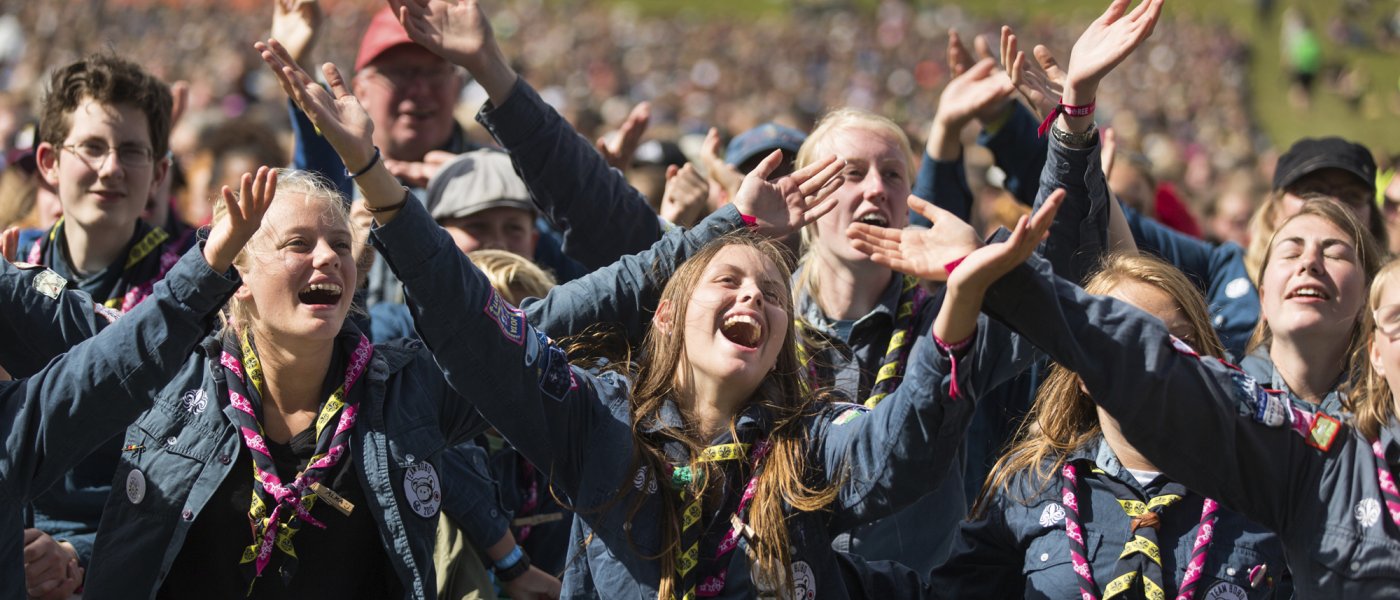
[483,288,526,346]
[1306,413,1342,452]
[532,330,577,402]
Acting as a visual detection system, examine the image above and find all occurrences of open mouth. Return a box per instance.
[299,282,344,306]
[856,213,888,227]
[721,314,763,349]
[1286,285,1331,301]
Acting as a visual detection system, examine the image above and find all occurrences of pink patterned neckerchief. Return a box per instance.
[27,218,189,312]
[1060,462,1218,600]
[220,330,373,593]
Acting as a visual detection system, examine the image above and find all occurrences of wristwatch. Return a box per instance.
[1051,121,1099,148]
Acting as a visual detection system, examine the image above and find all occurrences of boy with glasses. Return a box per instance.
[9,53,184,599]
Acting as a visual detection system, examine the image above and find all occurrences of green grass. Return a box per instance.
[591,0,1400,156]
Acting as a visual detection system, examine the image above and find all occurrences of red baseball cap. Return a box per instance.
[355,7,417,72]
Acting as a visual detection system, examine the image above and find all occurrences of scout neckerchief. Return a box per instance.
[669,438,773,599]
[220,329,373,593]
[1370,438,1400,530]
[1060,462,1218,600]
[27,216,187,312]
[796,274,927,408]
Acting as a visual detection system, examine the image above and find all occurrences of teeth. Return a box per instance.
[858,214,887,226]
[302,283,343,295]
[723,315,762,346]
[1291,287,1326,298]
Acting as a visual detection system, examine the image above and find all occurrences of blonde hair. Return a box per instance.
[624,232,838,599]
[1245,200,1384,376]
[467,249,557,305]
[791,107,914,308]
[974,254,1227,515]
[1246,187,1389,281]
[211,169,353,331]
[1351,259,1400,440]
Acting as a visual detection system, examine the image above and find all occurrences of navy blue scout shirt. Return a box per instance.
[931,438,1289,599]
[0,246,238,599]
[371,197,1035,598]
[5,219,198,568]
[982,252,1400,597]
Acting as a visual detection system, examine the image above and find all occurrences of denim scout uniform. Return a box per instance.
[369,196,1049,598]
[981,252,1400,596]
[0,247,237,599]
[932,439,1289,598]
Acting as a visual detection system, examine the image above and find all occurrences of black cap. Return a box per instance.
[1273,137,1376,191]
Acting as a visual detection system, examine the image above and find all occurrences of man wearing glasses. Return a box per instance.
[8,53,179,600]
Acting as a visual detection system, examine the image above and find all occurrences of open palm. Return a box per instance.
[256,39,375,170]
[732,151,844,238]
[389,0,494,69]
[1065,0,1164,90]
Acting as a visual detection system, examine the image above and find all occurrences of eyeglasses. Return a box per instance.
[362,65,458,92]
[1375,303,1400,338]
[62,141,155,170]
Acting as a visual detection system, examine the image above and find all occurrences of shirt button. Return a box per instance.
[490,509,499,518]
[405,453,416,463]
[165,437,178,447]
[1226,567,1237,576]
[182,509,194,521]
[1352,561,1363,572]
[1039,553,1050,562]
[219,455,231,465]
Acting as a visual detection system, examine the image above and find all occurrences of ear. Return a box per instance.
[1372,337,1387,380]
[652,298,674,334]
[233,283,253,304]
[150,154,171,191]
[36,142,61,188]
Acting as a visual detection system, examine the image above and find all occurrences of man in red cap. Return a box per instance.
[351,6,471,176]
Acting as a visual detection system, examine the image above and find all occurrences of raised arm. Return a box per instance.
[1,167,273,498]
[912,57,1013,224]
[394,0,663,270]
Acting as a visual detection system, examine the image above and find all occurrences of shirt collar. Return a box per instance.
[794,267,904,341]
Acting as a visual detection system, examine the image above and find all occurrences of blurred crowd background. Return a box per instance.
[1,0,1399,239]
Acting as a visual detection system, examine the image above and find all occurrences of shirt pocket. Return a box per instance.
[1311,523,1400,582]
[1023,530,1102,600]
[1189,544,1283,599]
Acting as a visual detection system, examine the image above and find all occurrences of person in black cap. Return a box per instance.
[1247,136,1383,279]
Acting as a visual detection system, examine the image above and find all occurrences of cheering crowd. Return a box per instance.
[1,0,1400,598]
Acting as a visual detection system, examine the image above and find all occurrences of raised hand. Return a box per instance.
[205,167,278,272]
[700,127,744,199]
[929,58,1014,160]
[846,190,1064,292]
[384,150,457,188]
[731,151,844,239]
[0,226,18,264]
[659,163,709,226]
[256,38,376,171]
[596,101,651,171]
[1062,0,1164,102]
[946,28,993,78]
[1001,25,1066,121]
[390,0,518,103]
[271,0,323,67]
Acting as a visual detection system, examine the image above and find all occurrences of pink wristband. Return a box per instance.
[943,256,967,275]
[740,214,759,229]
[934,331,975,400]
[1036,99,1096,137]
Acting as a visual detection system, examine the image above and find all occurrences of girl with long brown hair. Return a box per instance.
[929,254,1288,598]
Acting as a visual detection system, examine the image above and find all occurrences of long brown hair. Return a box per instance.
[625,231,839,598]
[1245,200,1385,396]
[1350,259,1400,440]
[973,254,1227,515]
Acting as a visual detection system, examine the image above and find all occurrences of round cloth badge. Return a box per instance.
[403,461,442,518]
[789,560,817,600]
[1204,581,1247,600]
[1224,277,1251,300]
[126,469,146,504]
